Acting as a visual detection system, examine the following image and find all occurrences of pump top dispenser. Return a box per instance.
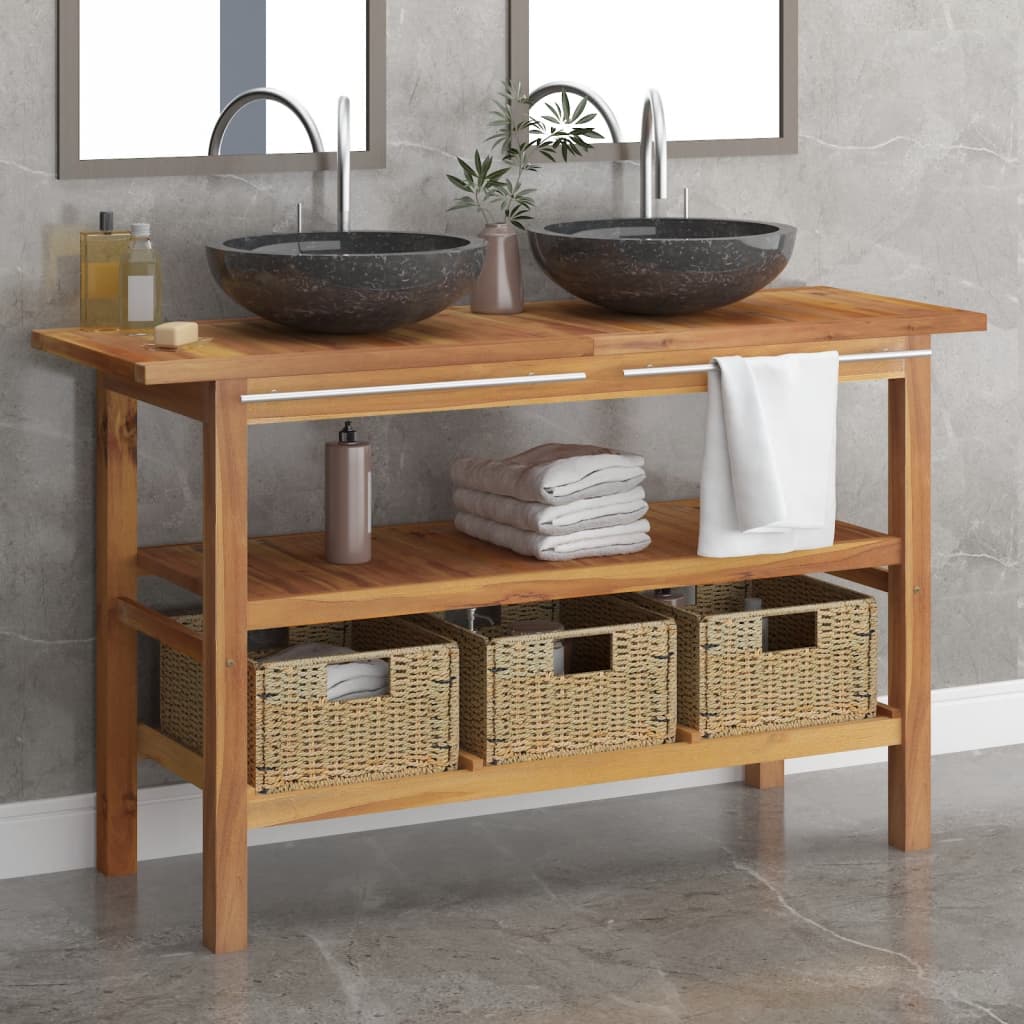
[325,422,372,564]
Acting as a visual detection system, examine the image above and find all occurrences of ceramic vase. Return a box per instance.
[471,222,525,314]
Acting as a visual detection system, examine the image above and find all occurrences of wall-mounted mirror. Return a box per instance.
[509,0,797,160]
[58,0,386,179]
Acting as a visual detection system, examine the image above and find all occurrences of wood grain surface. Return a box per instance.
[32,287,986,386]
[136,500,902,630]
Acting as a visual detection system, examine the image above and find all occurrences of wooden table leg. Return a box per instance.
[202,379,250,953]
[744,761,785,789]
[887,350,931,851]
[96,378,139,876]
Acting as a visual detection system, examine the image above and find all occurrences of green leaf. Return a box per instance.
[561,90,571,120]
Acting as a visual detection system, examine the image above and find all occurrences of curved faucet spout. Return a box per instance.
[208,87,324,156]
[528,81,623,145]
[640,89,668,218]
[337,96,351,234]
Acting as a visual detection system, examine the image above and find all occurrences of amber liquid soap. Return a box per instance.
[80,211,130,329]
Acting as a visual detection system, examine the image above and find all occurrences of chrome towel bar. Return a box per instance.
[622,348,932,378]
[241,371,588,404]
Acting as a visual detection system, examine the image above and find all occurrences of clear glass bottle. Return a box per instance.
[120,222,162,333]
[80,211,131,329]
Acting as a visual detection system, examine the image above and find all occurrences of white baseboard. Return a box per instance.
[3,679,1023,881]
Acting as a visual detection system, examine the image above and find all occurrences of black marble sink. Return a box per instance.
[207,231,485,334]
[528,218,796,316]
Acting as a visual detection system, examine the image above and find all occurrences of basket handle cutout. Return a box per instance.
[563,632,613,676]
[762,611,819,653]
[325,655,391,702]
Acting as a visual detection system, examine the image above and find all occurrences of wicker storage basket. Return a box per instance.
[159,615,459,793]
[417,595,676,765]
[625,576,877,738]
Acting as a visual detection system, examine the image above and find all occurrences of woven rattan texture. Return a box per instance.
[626,577,877,738]
[419,595,676,765]
[159,615,459,793]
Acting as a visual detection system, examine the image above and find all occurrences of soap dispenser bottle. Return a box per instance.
[80,211,131,329]
[120,222,162,332]
[325,421,372,564]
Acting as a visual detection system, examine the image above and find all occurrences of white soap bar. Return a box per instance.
[154,321,200,349]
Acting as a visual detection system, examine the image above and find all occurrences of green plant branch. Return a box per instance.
[448,81,603,229]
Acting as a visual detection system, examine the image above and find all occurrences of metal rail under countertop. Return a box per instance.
[239,350,932,404]
[622,348,933,378]
[240,371,588,404]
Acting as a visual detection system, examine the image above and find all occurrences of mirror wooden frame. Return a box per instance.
[507,0,798,160]
[57,0,387,179]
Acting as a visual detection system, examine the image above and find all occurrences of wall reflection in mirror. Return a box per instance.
[510,0,796,158]
[60,0,384,177]
[78,0,366,160]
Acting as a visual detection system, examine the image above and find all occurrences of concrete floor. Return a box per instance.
[1,747,1022,1024]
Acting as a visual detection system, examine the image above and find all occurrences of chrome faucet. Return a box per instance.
[336,96,351,234]
[640,89,669,219]
[527,81,623,144]
[208,87,323,156]
[210,89,352,235]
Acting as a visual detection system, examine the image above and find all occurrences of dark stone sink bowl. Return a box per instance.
[528,218,796,316]
[207,231,485,334]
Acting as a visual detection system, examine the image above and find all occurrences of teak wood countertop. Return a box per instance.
[32,286,986,387]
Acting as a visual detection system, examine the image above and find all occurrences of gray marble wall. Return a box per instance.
[0,0,1016,803]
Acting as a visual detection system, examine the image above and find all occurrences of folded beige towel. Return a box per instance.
[451,443,645,506]
[452,486,648,536]
[455,512,651,561]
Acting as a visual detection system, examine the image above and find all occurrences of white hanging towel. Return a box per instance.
[698,351,839,558]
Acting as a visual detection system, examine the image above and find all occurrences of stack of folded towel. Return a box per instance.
[451,443,651,560]
[260,643,389,701]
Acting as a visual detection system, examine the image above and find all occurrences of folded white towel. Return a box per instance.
[260,643,389,701]
[698,352,838,558]
[451,443,645,506]
[455,512,651,561]
[452,486,648,536]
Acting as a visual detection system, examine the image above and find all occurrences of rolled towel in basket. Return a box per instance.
[260,643,389,701]
[455,512,651,561]
[453,485,648,535]
[451,443,645,505]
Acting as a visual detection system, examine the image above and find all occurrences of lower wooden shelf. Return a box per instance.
[136,499,900,629]
[139,709,902,830]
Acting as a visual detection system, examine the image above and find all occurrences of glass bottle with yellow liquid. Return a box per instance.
[80,211,131,329]
[120,223,162,333]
